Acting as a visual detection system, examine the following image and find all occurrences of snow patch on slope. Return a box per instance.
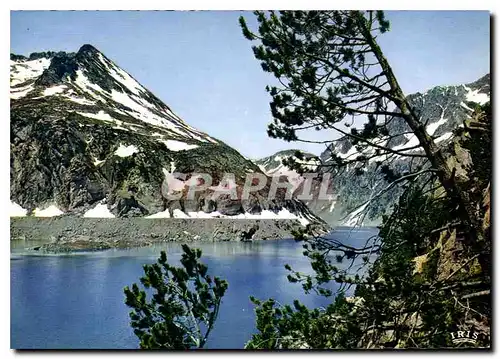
[464,86,489,105]
[435,132,453,143]
[337,145,359,160]
[34,205,64,217]
[187,211,225,218]
[115,144,139,157]
[146,207,310,226]
[146,209,171,218]
[109,89,212,143]
[232,208,309,226]
[77,110,118,124]
[97,53,144,96]
[258,153,320,194]
[72,69,109,102]
[93,157,105,166]
[11,84,35,99]
[72,62,218,144]
[173,209,190,218]
[83,202,115,218]
[10,202,27,217]
[10,58,51,86]
[426,117,448,136]
[160,139,199,152]
[43,85,67,97]
[63,90,96,105]
[460,101,474,112]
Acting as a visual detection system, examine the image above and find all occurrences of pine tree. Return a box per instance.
[239,11,490,349]
[124,244,228,349]
[239,11,485,262]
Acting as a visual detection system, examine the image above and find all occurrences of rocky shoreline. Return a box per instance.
[10,217,329,253]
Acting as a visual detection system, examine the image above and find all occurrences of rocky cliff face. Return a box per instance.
[10,44,325,228]
[256,74,490,226]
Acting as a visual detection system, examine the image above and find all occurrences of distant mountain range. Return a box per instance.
[254,149,320,193]
[255,74,490,226]
[10,44,324,228]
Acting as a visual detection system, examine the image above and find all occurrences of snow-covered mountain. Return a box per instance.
[326,74,490,164]
[256,74,490,226]
[10,44,325,228]
[11,45,219,144]
[318,73,491,225]
[254,149,320,193]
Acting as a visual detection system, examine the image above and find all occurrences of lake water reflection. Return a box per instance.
[11,227,377,349]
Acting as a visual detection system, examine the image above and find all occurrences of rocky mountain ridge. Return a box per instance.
[254,149,320,193]
[256,74,490,226]
[10,44,326,230]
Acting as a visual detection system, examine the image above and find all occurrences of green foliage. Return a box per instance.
[238,10,427,226]
[237,11,491,350]
[119,17,490,351]
[353,104,491,348]
[245,136,490,348]
[238,10,397,171]
[124,244,228,349]
[245,293,362,349]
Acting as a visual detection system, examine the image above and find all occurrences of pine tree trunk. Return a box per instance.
[355,12,486,271]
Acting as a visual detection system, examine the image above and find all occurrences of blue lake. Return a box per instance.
[11,227,377,349]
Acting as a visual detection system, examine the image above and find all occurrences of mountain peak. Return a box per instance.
[27,44,104,87]
[11,44,221,144]
[78,44,100,55]
[10,44,327,229]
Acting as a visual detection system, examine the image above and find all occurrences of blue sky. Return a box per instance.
[10,11,490,159]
